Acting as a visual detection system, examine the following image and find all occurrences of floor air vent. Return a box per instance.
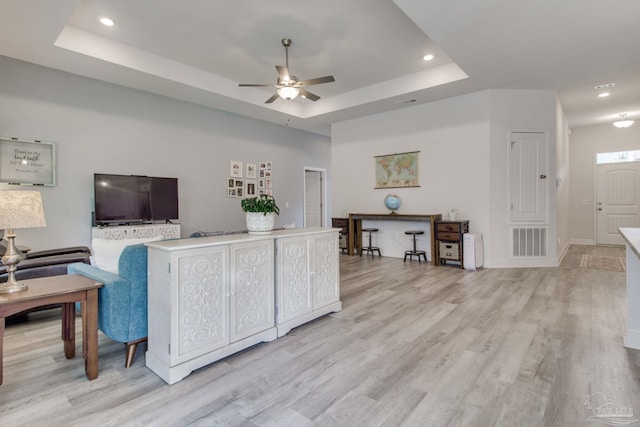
[511,227,547,257]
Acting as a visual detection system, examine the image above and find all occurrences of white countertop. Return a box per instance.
[619,228,640,259]
[146,227,339,251]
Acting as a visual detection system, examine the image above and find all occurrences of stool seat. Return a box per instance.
[404,230,427,263]
[360,228,381,257]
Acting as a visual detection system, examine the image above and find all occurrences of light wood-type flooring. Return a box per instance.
[1,244,639,426]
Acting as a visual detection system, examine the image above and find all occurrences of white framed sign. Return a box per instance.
[0,137,56,186]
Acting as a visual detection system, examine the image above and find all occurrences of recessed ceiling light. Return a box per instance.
[598,92,610,98]
[100,17,114,27]
[423,54,434,61]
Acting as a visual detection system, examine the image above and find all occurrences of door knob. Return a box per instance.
[540,174,547,179]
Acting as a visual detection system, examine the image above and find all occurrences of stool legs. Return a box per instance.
[404,233,427,263]
[360,230,381,257]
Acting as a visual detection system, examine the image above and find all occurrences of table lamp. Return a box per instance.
[0,190,47,293]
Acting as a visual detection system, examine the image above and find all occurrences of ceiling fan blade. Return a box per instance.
[299,88,320,102]
[276,65,291,80]
[298,75,335,86]
[239,83,272,87]
[265,93,279,104]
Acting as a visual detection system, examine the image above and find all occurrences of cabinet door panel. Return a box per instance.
[230,240,275,342]
[313,234,340,309]
[175,246,229,363]
[277,237,312,322]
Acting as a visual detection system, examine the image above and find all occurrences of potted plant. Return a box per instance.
[241,194,280,234]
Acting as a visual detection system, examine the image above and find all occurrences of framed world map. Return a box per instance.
[374,151,419,189]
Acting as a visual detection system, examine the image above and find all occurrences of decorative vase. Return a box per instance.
[245,212,276,234]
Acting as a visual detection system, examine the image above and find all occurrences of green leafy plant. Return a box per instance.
[241,194,280,215]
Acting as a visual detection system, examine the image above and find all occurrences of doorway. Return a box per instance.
[303,168,326,228]
[596,158,640,245]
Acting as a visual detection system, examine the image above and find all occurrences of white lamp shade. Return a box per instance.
[277,86,299,100]
[0,190,47,229]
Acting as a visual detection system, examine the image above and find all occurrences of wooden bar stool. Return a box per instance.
[404,230,427,262]
[360,228,381,257]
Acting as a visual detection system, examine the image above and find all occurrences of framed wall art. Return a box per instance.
[230,161,243,178]
[0,137,56,186]
[374,151,419,189]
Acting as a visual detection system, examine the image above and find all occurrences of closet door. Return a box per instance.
[509,132,548,222]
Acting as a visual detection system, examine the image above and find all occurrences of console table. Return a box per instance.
[0,275,103,385]
[348,213,442,265]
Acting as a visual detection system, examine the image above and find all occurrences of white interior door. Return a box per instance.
[304,169,324,227]
[509,132,548,222]
[597,162,640,245]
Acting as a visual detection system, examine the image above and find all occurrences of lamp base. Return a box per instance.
[0,229,28,293]
[0,281,28,294]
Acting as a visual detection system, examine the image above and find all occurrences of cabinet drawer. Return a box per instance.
[437,232,461,241]
[437,222,461,232]
[439,242,460,260]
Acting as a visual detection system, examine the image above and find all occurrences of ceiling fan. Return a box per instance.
[239,38,335,104]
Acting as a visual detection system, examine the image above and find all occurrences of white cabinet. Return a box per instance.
[145,228,340,385]
[173,245,229,365]
[146,238,276,385]
[229,241,275,342]
[92,223,181,240]
[276,231,341,337]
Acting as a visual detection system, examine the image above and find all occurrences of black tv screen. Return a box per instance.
[94,174,178,224]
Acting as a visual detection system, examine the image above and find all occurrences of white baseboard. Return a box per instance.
[569,238,595,246]
[557,241,570,265]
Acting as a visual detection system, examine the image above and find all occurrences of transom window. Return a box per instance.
[596,150,640,164]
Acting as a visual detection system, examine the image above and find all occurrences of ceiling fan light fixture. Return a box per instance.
[99,17,114,27]
[277,86,299,100]
[613,113,634,128]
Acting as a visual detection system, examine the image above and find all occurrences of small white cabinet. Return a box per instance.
[145,228,340,385]
[276,231,341,337]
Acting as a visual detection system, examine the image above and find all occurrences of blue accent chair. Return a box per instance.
[67,243,148,367]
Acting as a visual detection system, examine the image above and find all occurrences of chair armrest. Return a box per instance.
[67,262,147,343]
[26,246,91,260]
[68,262,125,286]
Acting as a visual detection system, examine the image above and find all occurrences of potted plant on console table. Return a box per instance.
[241,194,280,235]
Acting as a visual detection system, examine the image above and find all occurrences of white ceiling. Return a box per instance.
[1,0,639,136]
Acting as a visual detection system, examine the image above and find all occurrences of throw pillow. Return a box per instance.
[92,235,163,275]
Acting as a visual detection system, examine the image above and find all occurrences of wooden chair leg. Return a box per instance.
[125,337,148,368]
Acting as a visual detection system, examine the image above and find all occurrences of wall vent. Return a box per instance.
[511,226,547,257]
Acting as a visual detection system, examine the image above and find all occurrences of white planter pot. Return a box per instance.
[245,212,276,235]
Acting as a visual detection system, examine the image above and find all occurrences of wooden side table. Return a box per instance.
[435,220,470,268]
[0,274,103,385]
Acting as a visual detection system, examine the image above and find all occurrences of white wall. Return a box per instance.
[332,89,561,267]
[0,56,331,250]
[555,96,571,259]
[487,89,560,266]
[332,91,492,261]
[570,122,640,244]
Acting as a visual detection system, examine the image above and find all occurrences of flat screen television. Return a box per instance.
[94,173,179,225]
